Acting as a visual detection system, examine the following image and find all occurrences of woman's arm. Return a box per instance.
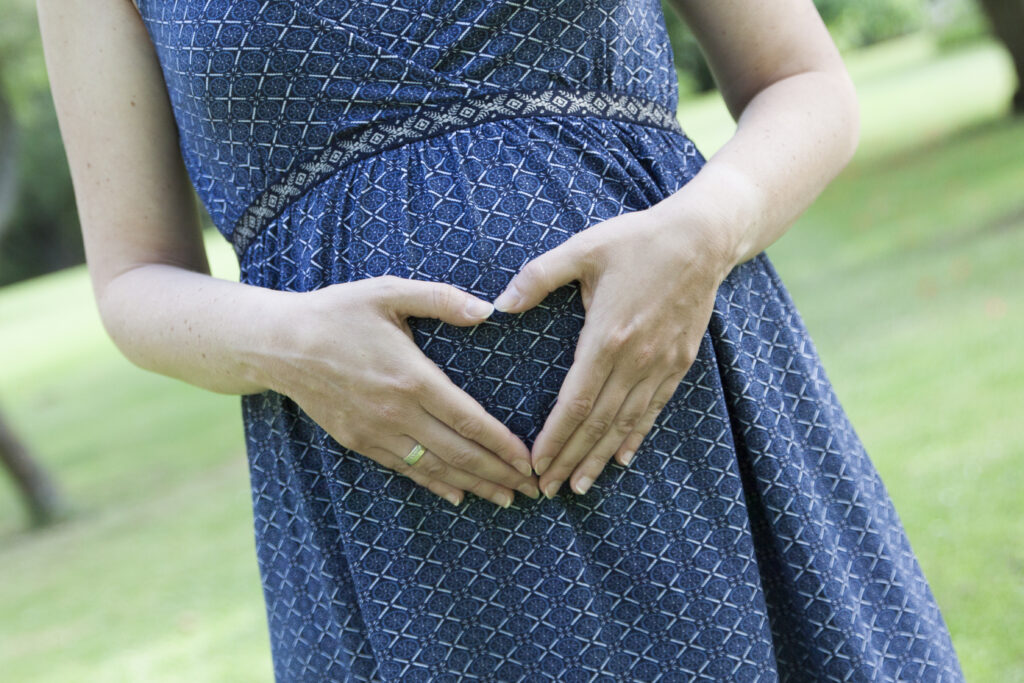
[655,0,861,267]
[36,0,278,395]
[490,0,860,496]
[36,0,540,506]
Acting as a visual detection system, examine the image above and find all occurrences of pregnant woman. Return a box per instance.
[38,0,965,680]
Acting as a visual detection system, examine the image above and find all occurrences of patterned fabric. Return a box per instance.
[135,1,966,681]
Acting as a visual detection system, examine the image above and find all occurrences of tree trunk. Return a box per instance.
[0,83,68,528]
[977,0,1024,114]
[0,409,68,527]
[0,74,19,234]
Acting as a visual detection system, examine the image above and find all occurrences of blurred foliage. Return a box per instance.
[660,5,715,95]
[0,0,83,287]
[928,0,992,51]
[816,0,929,48]
[661,0,991,96]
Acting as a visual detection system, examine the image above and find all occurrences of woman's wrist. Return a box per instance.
[648,68,860,280]
[228,283,305,397]
[645,158,764,283]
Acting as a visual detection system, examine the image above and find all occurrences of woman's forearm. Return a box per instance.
[96,263,298,396]
[651,68,860,270]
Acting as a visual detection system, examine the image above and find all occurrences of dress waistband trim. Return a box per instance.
[230,88,684,257]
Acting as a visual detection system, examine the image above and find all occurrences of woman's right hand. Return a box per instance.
[263,275,541,508]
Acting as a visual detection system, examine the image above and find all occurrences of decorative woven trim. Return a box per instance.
[230,88,684,257]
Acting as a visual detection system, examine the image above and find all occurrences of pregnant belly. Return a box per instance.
[238,115,708,445]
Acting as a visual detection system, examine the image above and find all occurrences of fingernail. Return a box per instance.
[514,460,532,478]
[573,475,593,495]
[498,493,513,508]
[492,285,521,312]
[622,450,635,466]
[445,493,462,507]
[519,482,540,499]
[465,298,495,318]
[543,480,561,499]
[534,458,550,476]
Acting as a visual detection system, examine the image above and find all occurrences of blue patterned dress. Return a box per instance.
[134,1,965,680]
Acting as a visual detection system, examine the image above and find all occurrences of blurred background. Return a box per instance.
[0,0,1021,680]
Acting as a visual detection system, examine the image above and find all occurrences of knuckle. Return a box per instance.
[451,414,484,442]
[373,275,401,305]
[647,385,678,417]
[604,327,631,351]
[582,450,613,471]
[665,369,687,387]
[661,345,682,368]
[615,407,644,432]
[648,398,669,415]
[390,372,426,396]
[633,342,660,368]
[448,448,476,469]
[430,283,453,314]
[565,395,594,421]
[583,413,612,437]
[422,457,448,478]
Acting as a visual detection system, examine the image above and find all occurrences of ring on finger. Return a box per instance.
[404,441,426,466]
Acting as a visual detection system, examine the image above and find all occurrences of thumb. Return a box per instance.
[492,240,584,313]
[379,276,495,325]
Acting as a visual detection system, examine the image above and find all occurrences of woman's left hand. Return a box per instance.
[490,198,740,498]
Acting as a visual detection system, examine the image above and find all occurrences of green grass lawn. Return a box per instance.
[1,31,1022,681]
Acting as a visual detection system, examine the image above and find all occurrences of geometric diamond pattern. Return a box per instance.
[134,0,966,680]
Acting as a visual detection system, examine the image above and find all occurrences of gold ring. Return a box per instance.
[404,442,426,466]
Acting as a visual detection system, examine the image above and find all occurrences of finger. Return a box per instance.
[407,412,539,500]
[531,322,613,477]
[613,371,686,466]
[378,435,521,509]
[363,442,465,508]
[417,363,535,479]
[377,275,496,325]
[537,364,636,498]
[569,373,663,495]
[393,434,533,508]
[491,237,588,313]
